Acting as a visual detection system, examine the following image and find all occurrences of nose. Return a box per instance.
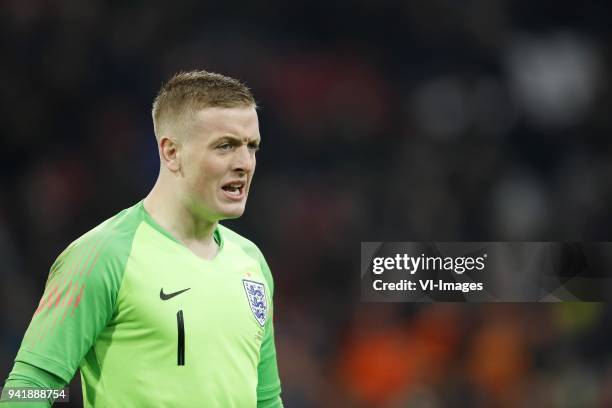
[232,145,255,174]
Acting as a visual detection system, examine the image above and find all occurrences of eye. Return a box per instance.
[217,143,234,151]
[248,143,260,152]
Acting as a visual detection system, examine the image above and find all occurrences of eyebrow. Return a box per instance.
[212,135,261,144]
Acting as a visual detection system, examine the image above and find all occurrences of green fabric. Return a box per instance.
[1,361,64,407]
[2,201,282,407]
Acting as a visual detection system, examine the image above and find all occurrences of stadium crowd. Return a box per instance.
[2,1,612,406]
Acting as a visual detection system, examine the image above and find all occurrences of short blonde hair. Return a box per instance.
[152,70,256,140]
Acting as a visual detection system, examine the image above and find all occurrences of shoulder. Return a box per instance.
[218,224,262,257]
[218,224,275,290]
[51,203,144,280]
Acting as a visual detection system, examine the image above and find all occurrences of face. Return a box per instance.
[177,106,260,222]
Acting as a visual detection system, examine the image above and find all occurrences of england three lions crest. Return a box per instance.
[242,279,268,327]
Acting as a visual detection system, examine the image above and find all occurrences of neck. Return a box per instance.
[143,178,218,246]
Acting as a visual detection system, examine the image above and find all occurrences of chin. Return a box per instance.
[218,206,246,220]
[220,212,244,220]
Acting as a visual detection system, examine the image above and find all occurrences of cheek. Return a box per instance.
[184,162,215,191]
[187,155,224,181]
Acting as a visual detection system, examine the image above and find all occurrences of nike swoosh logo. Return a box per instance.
[160,287,191,300]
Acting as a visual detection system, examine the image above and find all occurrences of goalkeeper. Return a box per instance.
[1,70,282,407]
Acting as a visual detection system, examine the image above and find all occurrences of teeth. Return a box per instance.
[225,186,241,195]
[223,183,243,196]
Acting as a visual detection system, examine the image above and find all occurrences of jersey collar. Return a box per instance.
[138,200,224,250]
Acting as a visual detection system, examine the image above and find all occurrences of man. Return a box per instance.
[1,70,282,407]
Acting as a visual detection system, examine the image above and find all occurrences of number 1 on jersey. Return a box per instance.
[177,310,185,366]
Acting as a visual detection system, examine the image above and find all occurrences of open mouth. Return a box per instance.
[221,182,245,199]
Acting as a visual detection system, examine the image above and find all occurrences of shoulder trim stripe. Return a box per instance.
[32,231,115,346]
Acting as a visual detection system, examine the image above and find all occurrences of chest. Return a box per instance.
[112,245,269,350]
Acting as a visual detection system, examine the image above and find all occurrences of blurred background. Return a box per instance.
[2,0,612,406]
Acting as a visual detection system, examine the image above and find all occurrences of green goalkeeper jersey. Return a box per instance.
[1,201,282,407]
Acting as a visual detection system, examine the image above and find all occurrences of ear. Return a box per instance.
[159,136,181,173]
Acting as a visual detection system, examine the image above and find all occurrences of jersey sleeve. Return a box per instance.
[5,232,126,386]
[256,253,283,408]
[1,361,65,407]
